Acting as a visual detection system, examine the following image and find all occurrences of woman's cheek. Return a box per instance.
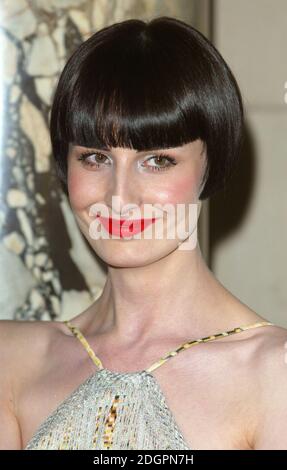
[159,175,198,206]
[67,169,91,210]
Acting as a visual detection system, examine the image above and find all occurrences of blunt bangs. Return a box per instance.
[50,16,244,200]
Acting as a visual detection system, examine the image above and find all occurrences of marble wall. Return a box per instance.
[0,0,210,321]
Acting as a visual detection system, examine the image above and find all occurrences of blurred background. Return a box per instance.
[0,0,286,327]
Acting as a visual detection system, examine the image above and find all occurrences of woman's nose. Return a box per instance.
[105,171,142,217]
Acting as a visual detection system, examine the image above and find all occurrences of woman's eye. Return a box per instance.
[76,151,177,172]
[142,155,177,172]
[77,152,110,168]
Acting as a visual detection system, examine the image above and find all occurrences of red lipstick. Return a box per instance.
[97,216,157,238]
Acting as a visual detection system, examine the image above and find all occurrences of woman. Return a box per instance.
[1,16,286,451]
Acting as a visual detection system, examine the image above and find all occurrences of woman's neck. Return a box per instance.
[85,243,234,346]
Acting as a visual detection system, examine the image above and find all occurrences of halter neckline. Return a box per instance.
[62,319,275,374]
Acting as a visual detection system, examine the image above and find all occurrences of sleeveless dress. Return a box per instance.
[24,320,275,450]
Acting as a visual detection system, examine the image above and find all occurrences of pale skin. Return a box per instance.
[66,140,220,345]
[1,140,287,449]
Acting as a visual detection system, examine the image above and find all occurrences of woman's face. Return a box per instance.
[67,139,207,267]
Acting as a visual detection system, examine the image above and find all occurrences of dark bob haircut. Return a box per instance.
[50,16,244,200]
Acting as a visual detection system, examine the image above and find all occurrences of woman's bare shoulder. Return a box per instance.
[248,322,287,449]
[0,319,60,379]
[250,320,287,374]
[233,321,287,368]
[218,320,287,450]
[0,318,58,342]
[0,319,62,449]
[252,322,287,353]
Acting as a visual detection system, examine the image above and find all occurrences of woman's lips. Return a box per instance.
[97,216,158,237]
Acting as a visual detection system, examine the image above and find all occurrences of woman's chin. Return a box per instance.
[88,237,180,268]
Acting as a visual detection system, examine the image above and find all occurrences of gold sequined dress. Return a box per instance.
[24,320,274,450]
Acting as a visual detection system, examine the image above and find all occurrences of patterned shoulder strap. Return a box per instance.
[63,320,275,373]
[146,321,275,372]
[63,320,104,370]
